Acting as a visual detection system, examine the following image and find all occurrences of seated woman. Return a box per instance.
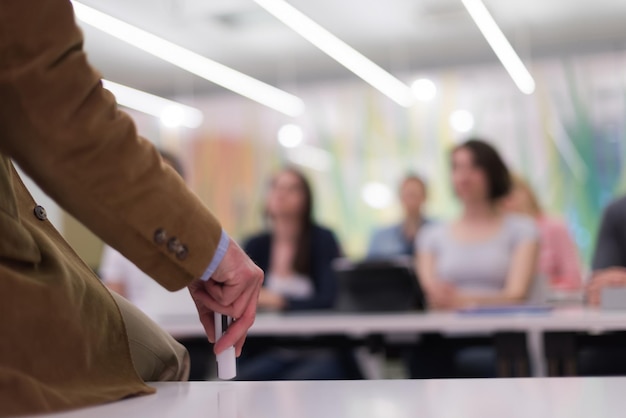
[503,175,582,291]
[410,139,539,378]
[238,168,351,380]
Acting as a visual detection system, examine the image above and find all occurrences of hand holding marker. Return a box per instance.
[214,312,236,380]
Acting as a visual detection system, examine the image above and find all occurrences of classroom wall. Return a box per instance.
[169,49,626,264]
[29,48,626,268]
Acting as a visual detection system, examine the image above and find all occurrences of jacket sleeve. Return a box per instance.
[0,0,222,291]
[286,229,341,311]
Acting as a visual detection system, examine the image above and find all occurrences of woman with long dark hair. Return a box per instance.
[245,167,340,311]
[238,168,347,380]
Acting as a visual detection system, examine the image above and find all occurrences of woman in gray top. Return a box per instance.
[417,139,539,310]
[408,139,540,379]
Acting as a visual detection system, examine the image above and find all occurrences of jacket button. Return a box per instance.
[154,228,167,245]
[176,245,189,261]
[167,237,180,253]
[33,205,47,221]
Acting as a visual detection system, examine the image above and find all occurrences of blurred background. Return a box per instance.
[35,0,626,266]
[23,0,626,382]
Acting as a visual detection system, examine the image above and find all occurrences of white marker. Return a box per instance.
[214,312,237,380]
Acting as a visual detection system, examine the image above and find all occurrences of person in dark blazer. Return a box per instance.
[244,167,340,311]
[238,168,347,380]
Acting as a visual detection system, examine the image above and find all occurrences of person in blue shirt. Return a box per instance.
[367,175,430,258]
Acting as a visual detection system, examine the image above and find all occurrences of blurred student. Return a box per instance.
[503,176,582,290]
[410,139,539,378]
[417,140,539,310]
[367,175,430,258]
[239,168,349,380]
[576,196,626,375]
[588,195,626,296]
[101,151,212,381]
[584,194,626,306]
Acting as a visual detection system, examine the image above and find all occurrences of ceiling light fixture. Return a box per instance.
[103,79,203,128]
[361,182,393,209]
[277,124,304,148]
[253,0,414,107]
[71,1,305,117]
[411,78,437,102]
[460,0,535,95]
[449,110,475,133]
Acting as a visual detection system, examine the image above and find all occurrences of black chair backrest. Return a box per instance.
[333,257,426,313]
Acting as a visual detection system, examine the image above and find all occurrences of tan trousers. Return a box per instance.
[110,291,190,382]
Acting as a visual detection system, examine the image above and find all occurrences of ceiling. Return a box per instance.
[77,0,626,98]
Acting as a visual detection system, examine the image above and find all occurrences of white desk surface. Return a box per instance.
[157,308,626,339]
[39,378,626,418]
[155,309,626,377]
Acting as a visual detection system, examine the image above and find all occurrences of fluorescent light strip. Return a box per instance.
[102,80,203,128]
[253,0,414,107]
[461,0,535,94]
[71,1,305,117]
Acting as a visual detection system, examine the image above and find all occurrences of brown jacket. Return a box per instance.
[0,1,223,415]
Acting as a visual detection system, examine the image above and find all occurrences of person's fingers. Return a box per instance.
[202,280,233,306]
[222,267,263,308]
[235,334,247,357]
[203,279,256,319]
[192,286,238,318]
[197,308,217,344]
[208,273,251,308]
[594,269,626,286]
[214,287,259,354]
[214,309,256,354]
[189,286,218,343]
[193,270,262,319]
[217,267,263,317]
[234,300,260,356]
[229,282,259,319]
[609,274,626,285]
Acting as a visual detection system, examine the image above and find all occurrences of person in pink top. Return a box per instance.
[503,176,582,290]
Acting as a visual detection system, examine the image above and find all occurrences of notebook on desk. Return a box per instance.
[456,305,553,316]
[333,257,425,313]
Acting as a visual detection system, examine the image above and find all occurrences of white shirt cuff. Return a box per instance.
[199,230,230,281]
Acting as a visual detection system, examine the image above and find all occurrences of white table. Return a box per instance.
[38,378,626,418]
[156,309,626,376]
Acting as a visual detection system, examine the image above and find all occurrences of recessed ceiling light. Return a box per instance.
[278,124,304,148]
[361,182,393,209]
[160,106,186,129]
[449,110,475,133]
[411,78,437,102]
